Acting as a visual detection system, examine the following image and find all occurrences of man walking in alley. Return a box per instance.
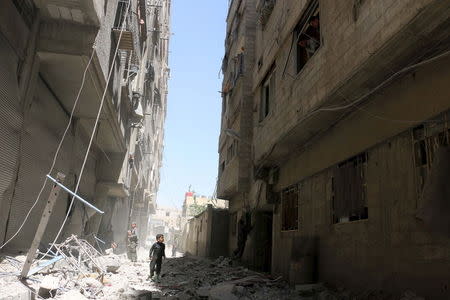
[148,234,166,282]
[126,230,138,262]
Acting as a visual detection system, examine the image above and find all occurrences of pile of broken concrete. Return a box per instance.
[0,250,427,300]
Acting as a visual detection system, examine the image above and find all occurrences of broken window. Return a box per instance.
[281,185,299,231]
[294,0,321,73]
[259,65,275,122]
[332,152,368,224]
[412,117,450,195]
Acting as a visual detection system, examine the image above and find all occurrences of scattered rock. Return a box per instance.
[59,290,89,300]
[0,282,31,300]
[400,290,425,300]
[96,255,121,273]
[209,283,238,300]
[81,277,103,289]
[38,276,60,298]
[196,286,211,297]
[234,285,246,296]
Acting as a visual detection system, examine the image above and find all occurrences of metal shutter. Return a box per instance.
[0,33,23,246]
[4,77,73,251]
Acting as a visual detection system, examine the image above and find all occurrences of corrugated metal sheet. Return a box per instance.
[4,77,72,251]
[0,34,23,245]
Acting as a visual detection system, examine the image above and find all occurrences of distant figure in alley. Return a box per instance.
[126,230,138,262]
[130,222,138,236]
[149,234,166,282]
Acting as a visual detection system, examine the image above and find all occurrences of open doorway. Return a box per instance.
[253,211,273,273]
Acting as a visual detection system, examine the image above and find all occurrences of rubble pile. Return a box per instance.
[0,244,427,300]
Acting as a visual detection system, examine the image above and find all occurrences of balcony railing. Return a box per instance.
[113,0,134,51]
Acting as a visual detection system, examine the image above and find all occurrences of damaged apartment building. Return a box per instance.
[217,0,450,299]
[0,0,170,254]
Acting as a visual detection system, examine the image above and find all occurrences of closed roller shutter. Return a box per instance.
[0,33,23,245]
[4,77,73,251]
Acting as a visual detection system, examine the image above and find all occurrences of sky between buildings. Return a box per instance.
[157,0,228,209]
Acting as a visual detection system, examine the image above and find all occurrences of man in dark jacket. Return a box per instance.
[148,234,165,282]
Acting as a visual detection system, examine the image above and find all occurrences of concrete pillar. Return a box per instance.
[84,182,110,242]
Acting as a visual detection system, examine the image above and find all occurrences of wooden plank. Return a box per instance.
[20,173,66,278]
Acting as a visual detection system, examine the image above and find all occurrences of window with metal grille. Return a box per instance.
[332,152,368,224]
[114,0,131,29]
[281,185,299,231]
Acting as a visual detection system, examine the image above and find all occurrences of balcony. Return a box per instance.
[217,156,239,199]
[35,0,103,26]
[112,0,134,51]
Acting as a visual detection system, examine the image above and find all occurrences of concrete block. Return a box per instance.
[38,276,60,298]
[0,282,31,300]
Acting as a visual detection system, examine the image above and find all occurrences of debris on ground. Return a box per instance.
[0,241,428,299]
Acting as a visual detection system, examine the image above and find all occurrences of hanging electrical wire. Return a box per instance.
[37,0,132,262]
[256,49,450,172]
[0,43,97,251]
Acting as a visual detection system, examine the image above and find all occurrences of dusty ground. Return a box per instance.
[1,248,426,300]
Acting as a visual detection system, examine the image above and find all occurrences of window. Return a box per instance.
[226,139,239,163]
[412,117,449,195]
[295,0,321,73]
[219,160,226,175]
[332,153,368,224]
[281,185,299,231]
[259,65,275,122]
[114,0,130,29]
[222,93,229,116]
[258,0,276,28]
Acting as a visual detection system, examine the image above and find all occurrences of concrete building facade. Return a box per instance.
[218,0,450,298]
[216,0,258,266]
[182,205,229,258]
[182,191,228,218]
[0,0,170,254]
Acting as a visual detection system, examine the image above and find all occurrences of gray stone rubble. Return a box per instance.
[0,252,426,300]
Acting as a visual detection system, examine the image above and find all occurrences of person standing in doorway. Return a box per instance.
[148,234,165,282]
